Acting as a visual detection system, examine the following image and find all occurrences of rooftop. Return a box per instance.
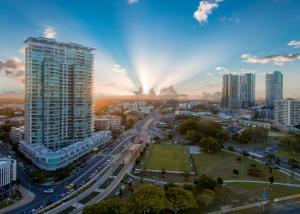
[24,37,95,51]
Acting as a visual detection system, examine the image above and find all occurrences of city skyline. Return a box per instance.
[0,0,300,99]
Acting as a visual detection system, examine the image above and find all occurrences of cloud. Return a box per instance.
[128,0,139,4]
[193,0,224,24]
[43,26,57,38]
[241,53,300,65]
[215,66,228,73]
[0,57,25,81]
[113,64,127,74]
[288,40,300,48]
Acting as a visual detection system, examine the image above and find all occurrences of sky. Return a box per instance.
[0,0,300,99]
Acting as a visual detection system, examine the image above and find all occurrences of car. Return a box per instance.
[66,183,75,189]
[43,188,54,194]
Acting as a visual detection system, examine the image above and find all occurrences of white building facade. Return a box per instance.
[0,157,17,191]
[273,99,300,127]
[94,115,122,131]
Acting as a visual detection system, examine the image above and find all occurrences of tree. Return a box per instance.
[197,189,216,208]
[279,135,300,155]
[216,177,223,185]
[264,153,276,167]
[216,129,230,143]
[130,184,168,214]
[231,133,240,142]
[178,119,199,135]
[239,127,268,144]
[269,176,275,184]
[161,168,166,178]
[182,184,195,193]
[167,132,174,140]
[126,119,135,130]
[194,175,217,191]
[164,183,178,191]
[165,187,197,214]
[199,137,221,153]
[83,198,129,214]
[185,130,203,143]
[232,169,239,176]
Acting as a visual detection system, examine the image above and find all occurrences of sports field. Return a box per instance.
[142,144,192,172]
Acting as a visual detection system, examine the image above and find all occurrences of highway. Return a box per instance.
[5,109,160,214]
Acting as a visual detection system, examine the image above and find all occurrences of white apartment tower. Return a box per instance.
[273,99,300,127]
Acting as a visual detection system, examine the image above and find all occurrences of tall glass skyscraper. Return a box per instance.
[239,73,255,109]
[24,37,94,150]
[221,74,240,110]
[265,71,283,109]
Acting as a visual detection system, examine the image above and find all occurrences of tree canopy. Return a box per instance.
[130,184,168,214]
[165,187,197,214]
[83,198,129,214]
[194,175,217,191]
[236,127,268,144]
[279,135,300,154]
[199,137,221,153]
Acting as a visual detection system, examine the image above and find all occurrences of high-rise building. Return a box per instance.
[20,37,112,171]
[221,74,240,110]
[273,99,300,127]
[24,37,94,149]
[239,73,255,109]
[266,71,283,109]
[0,157,17,196]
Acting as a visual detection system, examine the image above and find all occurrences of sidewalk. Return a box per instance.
[0,185,35,214]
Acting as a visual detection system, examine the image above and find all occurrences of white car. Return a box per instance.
[43,188,54,194]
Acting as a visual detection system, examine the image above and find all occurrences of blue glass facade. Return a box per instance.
[24,37,94,150]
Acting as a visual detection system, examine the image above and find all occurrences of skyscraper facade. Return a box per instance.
[265,71,283,109]
[24,37,94,150]
[221,74,240,110]
[239,73,255,109]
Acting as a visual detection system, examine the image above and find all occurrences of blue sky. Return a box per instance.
[0,0,300,98]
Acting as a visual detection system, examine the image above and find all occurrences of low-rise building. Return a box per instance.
[94,115,122,131]
[10,116,24,127]
[122,102,138,112]
[139,106,154,114]
[0,157,17,196]
[10,126,25,144]
[273,99,300,127]
[178,103,191,110]
[19,131,111,171]
[108,105,122,114]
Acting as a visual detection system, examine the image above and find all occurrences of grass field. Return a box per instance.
[141,144,192,172]
[192,151,300,183]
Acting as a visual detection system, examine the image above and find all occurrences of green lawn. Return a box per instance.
[192,151,299,183]
[141,144,192,172]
